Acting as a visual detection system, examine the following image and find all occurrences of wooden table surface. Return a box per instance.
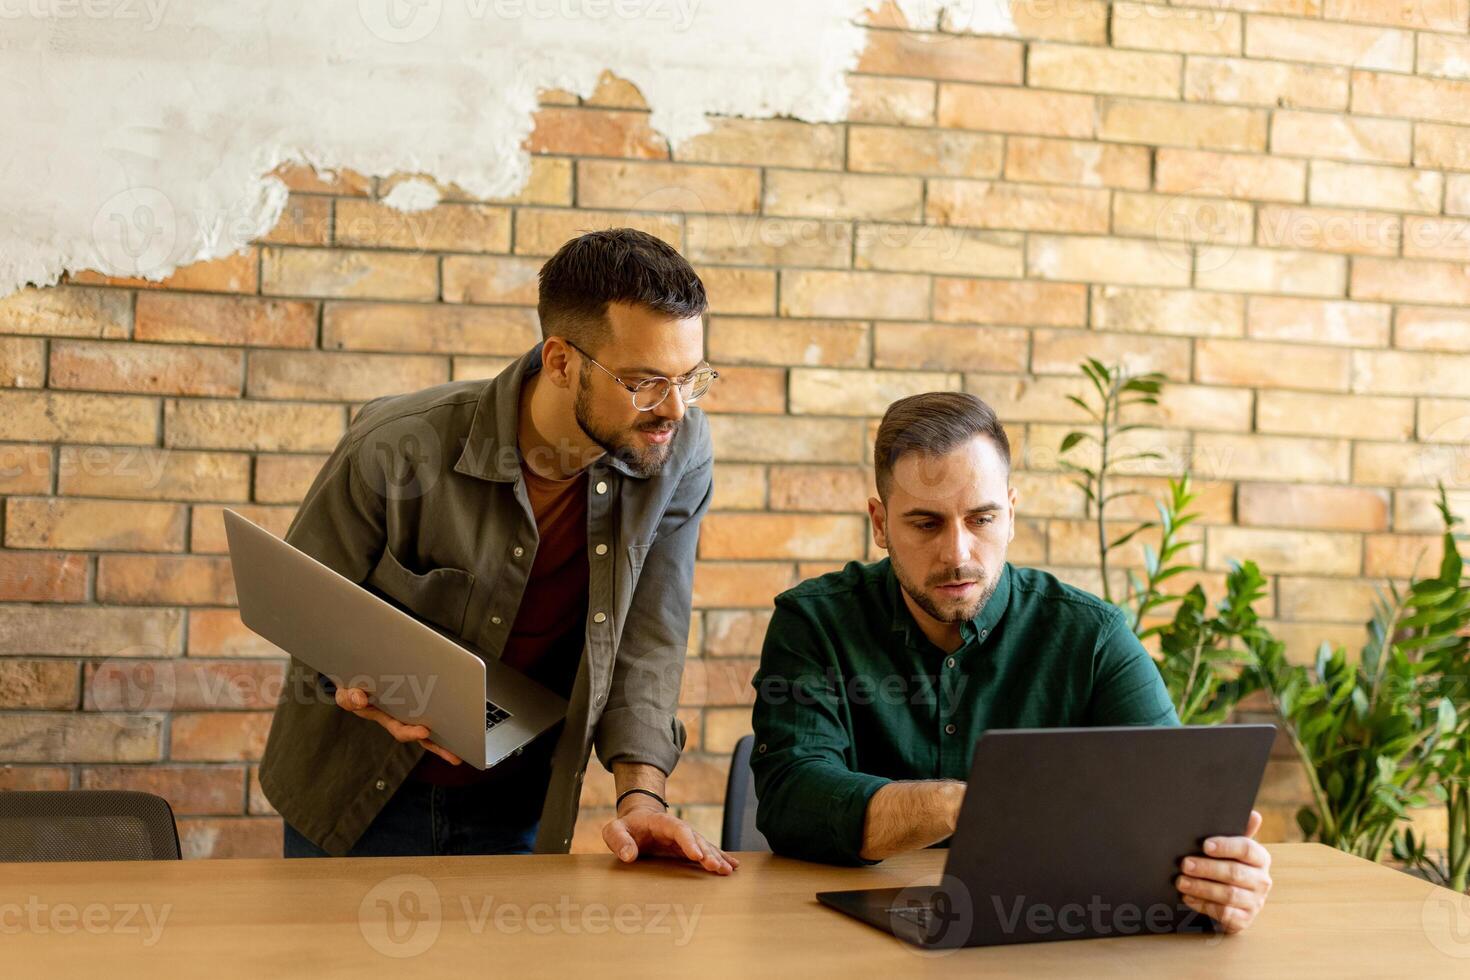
[3,843,1468,977]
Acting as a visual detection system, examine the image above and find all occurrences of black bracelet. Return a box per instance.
[616,787,668,812]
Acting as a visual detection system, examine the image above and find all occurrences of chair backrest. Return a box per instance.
[0,790,182,862]
[721,734,769,852]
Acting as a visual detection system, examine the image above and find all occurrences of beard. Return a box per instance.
[892,557,999,626]
[573,365,678,478]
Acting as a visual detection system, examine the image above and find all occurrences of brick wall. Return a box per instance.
[3,0,1469,856]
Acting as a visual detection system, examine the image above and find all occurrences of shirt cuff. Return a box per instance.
[827,771,893,866]
[593,706,683,776]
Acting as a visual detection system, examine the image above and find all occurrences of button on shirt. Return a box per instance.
[411,463,589,792]
[750,559,1179,866]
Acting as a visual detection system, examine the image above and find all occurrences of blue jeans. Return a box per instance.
[283,777,540,858]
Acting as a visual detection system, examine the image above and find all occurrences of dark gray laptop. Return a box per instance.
[224,509,567,770]
[817,723,1277,948]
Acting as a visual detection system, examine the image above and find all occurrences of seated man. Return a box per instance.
[750,391,1272,934]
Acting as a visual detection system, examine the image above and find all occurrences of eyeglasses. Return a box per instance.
[566,341,720,412]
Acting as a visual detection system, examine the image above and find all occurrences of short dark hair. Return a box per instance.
[873,392,1011,500]
[537,228,707,352]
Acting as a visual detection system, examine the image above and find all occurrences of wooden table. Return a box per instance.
[3,843,1467,976]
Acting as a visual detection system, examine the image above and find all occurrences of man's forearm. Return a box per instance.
[613,761,668,813]
[859,780,966,861]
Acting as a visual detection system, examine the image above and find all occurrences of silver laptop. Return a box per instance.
[223,509,567,770]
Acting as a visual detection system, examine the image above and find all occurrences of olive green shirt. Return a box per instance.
[750,559,1179,865]
[258,344,712,855]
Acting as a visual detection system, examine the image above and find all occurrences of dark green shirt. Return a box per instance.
[749,559,1179,865]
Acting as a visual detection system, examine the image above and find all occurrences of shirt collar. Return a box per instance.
[452,342,648,483]
[886,558,1013,651]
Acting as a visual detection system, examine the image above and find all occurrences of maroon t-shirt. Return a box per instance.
[410,464,589,788]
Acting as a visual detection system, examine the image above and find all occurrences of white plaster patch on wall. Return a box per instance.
[380,179,444,213]
[891,0,1016,35]
[0,0,1013,297]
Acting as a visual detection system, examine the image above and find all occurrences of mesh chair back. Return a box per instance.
[721,734,770,852]
[0,790,182,862]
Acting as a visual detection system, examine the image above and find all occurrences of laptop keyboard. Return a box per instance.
[485,699,513,731]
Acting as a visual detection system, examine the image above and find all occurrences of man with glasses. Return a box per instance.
[260,228,736,873]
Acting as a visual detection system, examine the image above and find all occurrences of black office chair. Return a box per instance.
[0,790,182,862]
[721,734,770,852]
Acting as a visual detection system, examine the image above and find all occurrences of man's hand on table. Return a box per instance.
[602,797,740,876]
[1176,808,1273,934]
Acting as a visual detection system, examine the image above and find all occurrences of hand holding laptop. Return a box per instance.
[1175,808,1273,934]
[225,510,566,772]
[334,686,463,766]
[817,726,1278,948]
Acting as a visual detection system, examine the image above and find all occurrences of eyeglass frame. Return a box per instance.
[563,340,720,412]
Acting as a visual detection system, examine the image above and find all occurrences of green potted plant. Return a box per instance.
[1391,488,1470,890]
[1059,361,1262,724]
[1255,486,1468,867]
